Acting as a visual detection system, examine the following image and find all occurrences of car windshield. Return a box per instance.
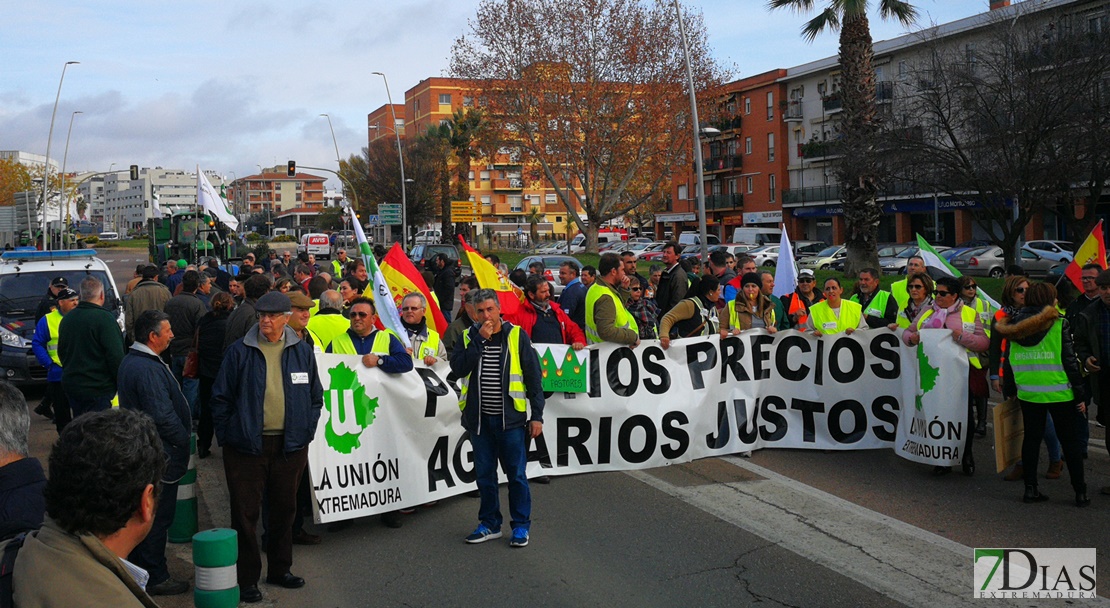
[424,246,459,261]
[0,270,119,319]
[816,246,840,257]
[895,248,920,259]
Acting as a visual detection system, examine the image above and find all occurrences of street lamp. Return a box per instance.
[319,113,342,166]
[672,2,710,260]
[59,110,83,248]
[41,60,79,251]
[372,71,409,247]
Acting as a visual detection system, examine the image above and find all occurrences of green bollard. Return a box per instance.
[193,528,239,607]
[169,432,198,543]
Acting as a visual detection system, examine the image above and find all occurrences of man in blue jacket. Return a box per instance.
[211,291,323,604]
[450,288,545,548]
[31,287,79,432]
[117,309,192,596]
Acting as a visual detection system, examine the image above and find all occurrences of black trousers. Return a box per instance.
[224,437,307,586]
[128,481,178,585]
[1020,399,1085,491]
[45,381,71,433]
[197,375,215,451]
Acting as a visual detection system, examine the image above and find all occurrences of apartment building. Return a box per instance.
[227,167,326,215]
[102,168,228,234]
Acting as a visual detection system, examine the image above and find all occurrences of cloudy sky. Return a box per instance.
[1,0,982,189]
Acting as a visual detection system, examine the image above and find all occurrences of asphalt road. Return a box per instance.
[19,247,1110,606]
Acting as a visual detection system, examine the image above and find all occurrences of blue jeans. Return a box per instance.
[471,415,531,532]
[170,354,200,417]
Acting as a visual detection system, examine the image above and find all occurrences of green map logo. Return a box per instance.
[323,363,379,454]
[916,343,940,411]
[539,347,588,393]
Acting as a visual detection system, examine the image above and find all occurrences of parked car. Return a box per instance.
[514,255,579,297]
[622,241,658,259]
[950,246,1062,279]
[880,246,949,275]
[414,229,442,245]
[569,232,626,253]
[409,244,462,282]
[678,233,721,248]
[798,245,847,270]
[714,243,760,257]
[748,245,780,267]
[1022,240,1074,263]
[793,241,828,257]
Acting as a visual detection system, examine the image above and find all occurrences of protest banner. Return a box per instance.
[308,329,967,523]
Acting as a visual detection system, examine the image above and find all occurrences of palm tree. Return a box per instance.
[769,0,917,273]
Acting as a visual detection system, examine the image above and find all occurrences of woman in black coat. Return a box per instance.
[195,291,234,458]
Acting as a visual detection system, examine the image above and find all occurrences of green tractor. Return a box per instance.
[148,211,238,268]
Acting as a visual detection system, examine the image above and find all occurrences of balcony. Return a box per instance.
[709,116,742,132]
[876,81,894,103]
[822,93,842,113]
[702,155,742,173]
[783,184,841,205]
[799,140,841,160]
[784,101,803,121]
[493,178,524,191]
[704,193,743,210]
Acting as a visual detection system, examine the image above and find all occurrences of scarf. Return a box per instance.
[925,299,961,329]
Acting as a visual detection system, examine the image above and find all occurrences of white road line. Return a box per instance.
[628,457,1110,607]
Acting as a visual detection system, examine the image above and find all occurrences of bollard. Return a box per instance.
[193,528,239,608]
[169,432,198,543]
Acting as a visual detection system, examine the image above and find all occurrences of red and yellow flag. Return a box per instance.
[1065,219,1107,290]
[457,236,523,315]
[379,243,449,334]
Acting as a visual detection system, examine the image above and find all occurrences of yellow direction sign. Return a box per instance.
[451,213,482,223]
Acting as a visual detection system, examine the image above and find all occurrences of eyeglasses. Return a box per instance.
[350,311,371,318]
[798,278,815,283]
[963,284,977,290]
[1014,287,1026,294]
[630,287,642,292]
[401,306,423,312]
[1082,276,1097,282]
[259,312,289,320]
[934,290,953,297]
[908,285,925,290]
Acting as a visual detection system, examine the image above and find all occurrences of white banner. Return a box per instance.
[308,329,968,523]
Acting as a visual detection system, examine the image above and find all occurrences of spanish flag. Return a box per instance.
[1064,219,1107,290]
[457,236,523,315]
[380,243,449,334]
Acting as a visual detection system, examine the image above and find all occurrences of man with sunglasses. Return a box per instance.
[782,269,823,329]
[400,292,447,366]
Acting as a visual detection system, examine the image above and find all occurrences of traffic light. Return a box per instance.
[129,165,139,180]
[287,160,296,177]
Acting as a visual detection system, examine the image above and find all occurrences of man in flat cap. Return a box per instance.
[210,291,323,603]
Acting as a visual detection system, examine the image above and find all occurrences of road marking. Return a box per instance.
[629,457,1108,607]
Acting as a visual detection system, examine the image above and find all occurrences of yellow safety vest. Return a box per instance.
[307,313,351,351]
[850,290,892,322]
[459,326,526,413]
[45,310,63,366]
[916,306,982,369]
[584,282,639,344]
[309,300,320,318]
[328,330,393,356]
[891,279,910,312]
[1010,320,1073,403]
[416,329,442,360]
[727,299,775,330]
[808,299,863,334]
[971,296,992,339]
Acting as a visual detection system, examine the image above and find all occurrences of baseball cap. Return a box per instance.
[255,291,292,313]
[287,291,314,310]
[51,276,68,287]
[798,269,815,279]
[177,259,188,269]
[56,287,79,300]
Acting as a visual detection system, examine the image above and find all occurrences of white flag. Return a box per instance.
[196,169,239,231]
[151,191,164,219]
[773,226,797,298]
[349,207,411,349]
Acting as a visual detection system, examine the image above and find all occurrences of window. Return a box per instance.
[898,60,907,79]
[746,177,753,194]
[481,195,491,207]
[766,92,774,120]
[394,118,404,131]
[767,133,775,161]
[678,184,689,200]
[509,195,523,212]
[463,96,473,107]
[479,170,490,181]
[768,174,776,202]
[744,97,751,114]
[745,137,752,155]
[546,193,557,205]
[468,170,475,181]
[439,93,452,105]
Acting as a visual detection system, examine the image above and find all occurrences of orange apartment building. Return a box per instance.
[368,76,587,240]
[664,70,791,242]
[228,168,327,232]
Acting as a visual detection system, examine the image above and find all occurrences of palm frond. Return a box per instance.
[801,8,841,42]
[879,0,918,26]
[767,0,817,14]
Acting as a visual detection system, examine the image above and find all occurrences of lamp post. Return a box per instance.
[672,2,709,261]
[319,114,341,166]
[59,110,83,248]
[372,71,409,247]
[41,60,79,251]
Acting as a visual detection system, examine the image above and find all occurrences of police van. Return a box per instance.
[0,248,124,384]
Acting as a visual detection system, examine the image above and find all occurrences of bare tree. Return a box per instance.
[887,10,1110,265]
[451,0,725,252]
[342,139,439,234]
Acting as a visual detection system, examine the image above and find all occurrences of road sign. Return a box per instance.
[451,213,482,223]
[451,201,481,214]
[365,214,380,226]
[378,204,402,226]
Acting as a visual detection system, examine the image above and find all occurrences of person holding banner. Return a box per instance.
[400,293,447,366]
[450,289,545,548]
[505,275,586,351]
[326,298,413,375]
[760,271,792,331]
[996,282,1090,507]
[850,268,898,329]
[660,275,721,349]
[805,278,866,336]
[626,280,660,341]
[891,255,927,312]
[721,272,776,336]
[902,276,989,476]
[781,269,823,330]
[585,253,639,347]
[889,272,933,330]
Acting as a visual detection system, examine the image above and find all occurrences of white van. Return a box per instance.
[97,231,119,241]
[569,232,625,253]
[297,233,332,259]
[414,229,441,245]
[677,233,721,247]
[731,227,780,246]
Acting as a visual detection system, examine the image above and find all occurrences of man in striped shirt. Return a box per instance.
[449,289,545,548]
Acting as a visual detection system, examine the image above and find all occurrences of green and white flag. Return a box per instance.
[915,234,1000,310]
